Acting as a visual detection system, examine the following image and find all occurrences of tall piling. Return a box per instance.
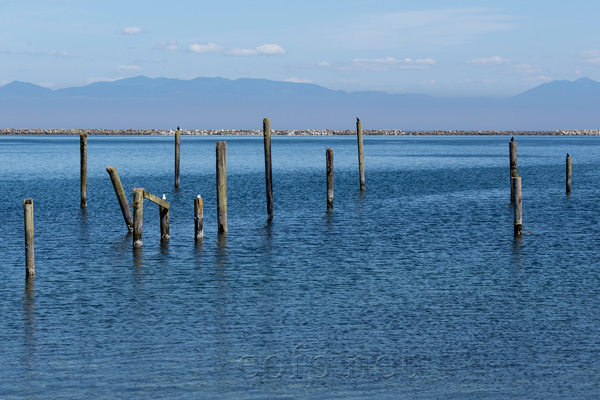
[175,127,181,188]
[23,199,34,276]
[195,196,204,240]
[133,188,144,247]
[327,148,334,209]
[216,141,227,233]
[263,118,274,220]
[80,132,87,208]
[106,167,133,232]
[566,154,572,195]
[509,138,517,202]
[357,118,365,190]
[512,176,523,237]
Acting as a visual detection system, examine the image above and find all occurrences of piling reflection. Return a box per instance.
[511,236,524,268]
[133,247,144,282]
[23,276,36,369]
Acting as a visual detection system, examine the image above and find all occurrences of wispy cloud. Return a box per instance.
[155,41,179,51]
[227,44,286,56]
[468,56,510,65]
[579,50,600,65]
[521,75,552,83]
[115,64,141,72]
[284,78,312,83]
[0,49,76,58]
[511,63,542,74]
[117,27,143,35]
[319,57,435,71]
[189,43,224,53]
[85,77,123,84]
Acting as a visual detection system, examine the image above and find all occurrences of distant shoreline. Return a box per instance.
[1,128,599,136]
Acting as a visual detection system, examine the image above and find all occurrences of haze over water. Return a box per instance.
[1,135,599,399]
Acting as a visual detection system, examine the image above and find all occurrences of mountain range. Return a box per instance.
[0,76,599,130]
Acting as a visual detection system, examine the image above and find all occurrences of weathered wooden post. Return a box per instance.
[509,137,517,202]
[133,188,144,247]
[23,199,34,276]
[512,176,523,237]
[106,166,133,232]
[175,127,181,188]
[326,148,333,209]
[80,132,87,208]
[357,118,365,190]
[566,154,572,195]
[216,141,227,233]
[160,204,169,240]
[263,118,274,220]
[194,195,204,240]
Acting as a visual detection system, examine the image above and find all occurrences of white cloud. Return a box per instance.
[117,27,142,35]
[468,56,510,65]
[0,80,8,87]
[85,77,123,84]
[227,44,286,56]
[521,76,553,82]
[579,50,600,65]
[511,63,542,74]
[155,41,179,51]
[116,64,141,71]
[317,61,331,68]
[38,82,55,88]
[349,57,436,71]
[190,43,224,53]
[285,78,312,83]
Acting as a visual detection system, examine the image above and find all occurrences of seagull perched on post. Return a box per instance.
[162,194,166,200]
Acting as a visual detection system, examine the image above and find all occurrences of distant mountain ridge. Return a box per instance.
[0,76,599,130]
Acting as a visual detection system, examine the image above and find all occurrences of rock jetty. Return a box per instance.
[1,128,600,136]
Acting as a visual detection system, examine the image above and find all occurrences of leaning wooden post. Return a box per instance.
[160,204,170,241]
[509,138,517,202]
[106,167,133,232]
[512,176,523,237]
[133,188,144,247]
[80,132,87,208]
[566,154,572,195]
[357,118,365,190]
[175,127,181,188]
[216,141,227,233]
[263,118,274,220]
[326,148,334,209]
[23,199,34,276]
[194,195,204,240]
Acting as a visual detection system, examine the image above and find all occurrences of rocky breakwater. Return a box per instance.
[1,128,600,136]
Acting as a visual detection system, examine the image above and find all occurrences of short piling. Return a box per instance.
[106,167,133,232]
[357,118,365,190]
[263,118,274,220]
[327,148,334,209]
[160,205,170,240]
[512,176,523,237]
[23,199,34,276]
[80,132,87,208]
[194,196,204,240]
[566,154,572,195]
[133,188,144,247]
[175,127,181,188]
[509,138,517,202]
[216,141,227,233]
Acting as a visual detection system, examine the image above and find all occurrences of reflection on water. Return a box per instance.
[22,276,35,370]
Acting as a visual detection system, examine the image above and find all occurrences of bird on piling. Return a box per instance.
[162,194,166,200]
[511,136,514,142]
[567,153,570,158]
[357,117,360,122]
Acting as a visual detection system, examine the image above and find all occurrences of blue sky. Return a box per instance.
[1,1,599,97]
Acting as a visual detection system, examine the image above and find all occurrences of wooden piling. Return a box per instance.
[194,196,204,240]
[357,119,365,190]
[509,139,517,202]
[80,132,87,208]
[106,167,133,232]
[566,154,572,195]
[327,148,333,209]
[216,141,227,233]
[512,176,523,237]
[160,206,170,240]
[23,199,34,276]
[175,127,181,188]
[133,188,144,247]
[263,118,274,220]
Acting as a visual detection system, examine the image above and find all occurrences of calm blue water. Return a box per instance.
[1,135,600,399]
